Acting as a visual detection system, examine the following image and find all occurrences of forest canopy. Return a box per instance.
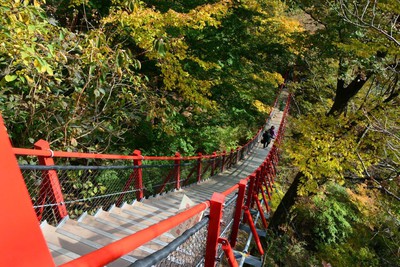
[0,0,296,155]
[1,1,399,266]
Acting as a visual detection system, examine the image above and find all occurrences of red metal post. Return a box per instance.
[218,238,239,267]
[260,181,271,212]
[243,206,264,255]
[116,149,143,205]
[260,162,272,203]
[229,148,234,167]
[133,150,144,200]
[0,115,55,266]
[245,174,256,210]
[265,159,274,192]
[269,160,276,183]
[197,152,202,183]
[253,168,261,204]
[265,175,272,200]
[221,150,226,172]
[253,193,268,229]
[230,179,247,247]
[211,152,217,176]
[175,152,181,190]
[34,139,68,221]
[205,193,225,267]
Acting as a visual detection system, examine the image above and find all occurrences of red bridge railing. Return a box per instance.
[2,83,290,266]
[59,91,291,267]
[14,128,261,224]
[13,85,283,225]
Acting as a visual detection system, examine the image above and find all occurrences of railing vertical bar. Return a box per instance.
[34,139,67,222]
[204,193,225,267]
[230,179,247,248]
[175,152,181,190]
[197,152,202,183]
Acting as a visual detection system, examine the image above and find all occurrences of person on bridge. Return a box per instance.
[269,125,276,139]
[262,126,275,148]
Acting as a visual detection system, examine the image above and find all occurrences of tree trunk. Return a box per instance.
[268,171,303,232]
[327,73,372,116]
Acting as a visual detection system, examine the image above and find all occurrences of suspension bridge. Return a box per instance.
[0,87,290,267]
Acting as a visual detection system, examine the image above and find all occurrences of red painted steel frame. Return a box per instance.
[0,115,55,266]
[245,174,256,212]
[34,139,68,221]
[174,152,181,190]
[230,179,247,248]
[197,152,202,182]
[218,237,239,267]
[243,206,264,255]
[260,183,271,213]
[204,193,225,267]
[133,150,144,199]
[4,86,290,266]
[116,149,143,205]
[60,201,210,267]
[253,193,268,229]
[221,150,226,172]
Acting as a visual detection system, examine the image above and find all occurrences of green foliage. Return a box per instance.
[64,169,107,218]
[0,0,299,156]
[286,181,400,266]
[264,231,319,267]
[312,184,358,245]
[285,110,374,195]
[314,185,400,266]
[292,183,359,246]
[317,244,380,267]
[0,0,148,153]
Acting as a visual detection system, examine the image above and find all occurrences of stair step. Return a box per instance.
[81,212,170,247]
[133,201,176,217]
[95,209,175,242]
[121,202,171,220]
[233,251,262,267]
[47,243,79,265]
[102,208,176,241]
[41,221,133,266]
[143,197,181,211]
[56,219,143,260]
[109,206,163,226]
[239,224,267,238]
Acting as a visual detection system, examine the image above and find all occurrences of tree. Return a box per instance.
[1,0,300,155]
[269,1,399,264]
[338,0,400,47]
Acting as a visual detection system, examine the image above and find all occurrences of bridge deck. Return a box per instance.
[145,107,284,207]
[41,91,288,266]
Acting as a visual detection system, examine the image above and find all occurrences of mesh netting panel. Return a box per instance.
[21,166,139,224]
[221,195,237,238]
[200,158,214,181]
[154,221,209,267]
[180,161,198,187]
[141,161,175,195]
[214,195,237,266]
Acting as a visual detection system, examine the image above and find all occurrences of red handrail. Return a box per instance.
[58,92,290,266]
[60,201,210,267]
[9,83,289,267]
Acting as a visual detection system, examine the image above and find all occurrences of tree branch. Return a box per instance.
[338,0,400,47]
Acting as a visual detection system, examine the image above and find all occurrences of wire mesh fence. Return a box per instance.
[215,195,238,266]
[20,164,140,224]
[130,217,210,267]
[17,152,240,225]
[154,220,209,267]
